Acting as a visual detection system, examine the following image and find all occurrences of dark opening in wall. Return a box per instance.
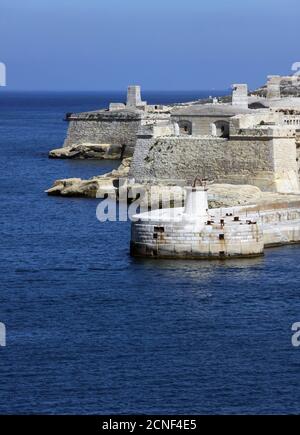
[178,120,192,136]
[154,226,165,233]
[214,120,230,138]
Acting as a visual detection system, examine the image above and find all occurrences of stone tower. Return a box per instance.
[127,85,146,108]
[232,84,248,108]
[266,75,281,99]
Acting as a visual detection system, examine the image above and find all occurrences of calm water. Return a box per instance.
[0,91,300,415]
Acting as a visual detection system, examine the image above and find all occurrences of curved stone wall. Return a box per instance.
[131,212,264,259]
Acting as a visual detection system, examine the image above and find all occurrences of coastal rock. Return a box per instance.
[46,158,132,197]
[49,143,122,160]
[46,169,300,209]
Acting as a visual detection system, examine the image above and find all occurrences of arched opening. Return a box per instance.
[178,120,192,135]
[213,120,230,138]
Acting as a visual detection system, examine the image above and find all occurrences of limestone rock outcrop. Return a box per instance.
[49,143,122,160]
[46,158,131,197]
[46,163,300,211]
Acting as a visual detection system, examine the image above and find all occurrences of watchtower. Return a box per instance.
[232,84,248,108]
[127,85,147,109]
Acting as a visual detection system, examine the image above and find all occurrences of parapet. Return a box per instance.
[65,109,143,122]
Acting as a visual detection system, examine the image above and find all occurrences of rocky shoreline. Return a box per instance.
[46,157,300,209]
[49,143,123,160]
[46,157,131,198]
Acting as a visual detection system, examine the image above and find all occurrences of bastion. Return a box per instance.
[51,85,171,159]
[130,110,300,194]
[130,185,300,260]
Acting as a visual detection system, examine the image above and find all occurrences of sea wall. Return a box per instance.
[130,201,300,259]
[210,202,300,247]
[131,219,263,259]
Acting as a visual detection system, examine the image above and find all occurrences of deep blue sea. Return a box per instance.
[1,90,300,415]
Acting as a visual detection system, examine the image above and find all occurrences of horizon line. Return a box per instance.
[0,88,232,93]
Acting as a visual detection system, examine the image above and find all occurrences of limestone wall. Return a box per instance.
[131,136,272,186]
[63,116,142,157]
[272,138,299,192]
[130,135,299,193]
[210,203,300,247]
[131,201,300,259]
[131,218,263,259]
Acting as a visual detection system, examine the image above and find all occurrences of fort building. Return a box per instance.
[130,109,300,194]
[53,74,300,195]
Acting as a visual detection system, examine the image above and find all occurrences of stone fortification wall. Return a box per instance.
[131,136,272,186]
[130,135,299,193]
[131,218,263,259]
[63,111,143,157]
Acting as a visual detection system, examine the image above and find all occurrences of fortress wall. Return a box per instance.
[63,119,141,156]
[272,138,299,192]
[129,136,157,181]
[131,136,278,189]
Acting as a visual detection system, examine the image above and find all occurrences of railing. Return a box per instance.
[283,116,300,126]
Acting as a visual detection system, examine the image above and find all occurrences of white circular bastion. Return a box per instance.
[130,186,264,259]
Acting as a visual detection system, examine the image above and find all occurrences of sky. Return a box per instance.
[0,0,300,91]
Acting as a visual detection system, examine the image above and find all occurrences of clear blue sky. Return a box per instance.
[1,0,299,91]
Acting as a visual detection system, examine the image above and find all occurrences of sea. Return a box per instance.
[0,90,300,415]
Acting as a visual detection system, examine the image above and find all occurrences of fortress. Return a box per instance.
[50,77,300,195]
[47,74,300,259]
